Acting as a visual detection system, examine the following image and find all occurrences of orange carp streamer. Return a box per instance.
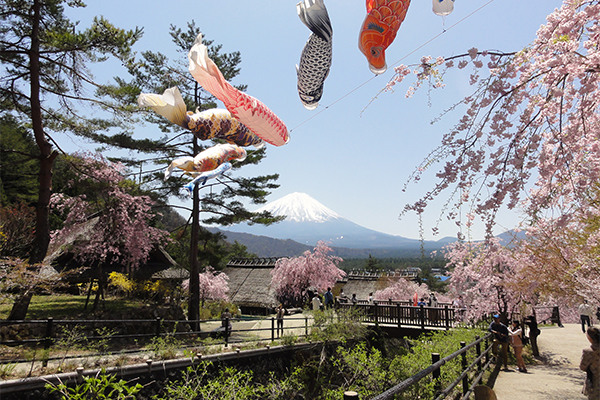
[358,0,411,75]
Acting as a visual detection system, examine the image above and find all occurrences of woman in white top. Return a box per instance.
[508,320,527,372]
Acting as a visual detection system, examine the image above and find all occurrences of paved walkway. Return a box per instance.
[492,323,589,400]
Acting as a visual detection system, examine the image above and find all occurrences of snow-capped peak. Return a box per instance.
[256,192,342,223]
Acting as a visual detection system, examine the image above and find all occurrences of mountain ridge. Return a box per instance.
[222,192,454,252]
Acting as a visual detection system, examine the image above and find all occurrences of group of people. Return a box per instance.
[489,307,600,400]
[310,287,336,311]
[488,314,528,372]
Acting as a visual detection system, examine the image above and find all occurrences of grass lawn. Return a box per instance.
[0,294,148,320]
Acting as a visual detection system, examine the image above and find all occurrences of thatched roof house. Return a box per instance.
[223,258,420,313]
[223,257,280,314]
[44,217,183,284]
[336,270,419,301]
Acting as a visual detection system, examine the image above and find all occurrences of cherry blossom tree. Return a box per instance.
[271,241,345,307]
[443,239,531,322]
[50,153,170,308]
[385,1,600,313]
[182,266,229,307]
[389,1,600,241]
[510,196,600,306]
[374,278,428,303]
[1,258,64,320]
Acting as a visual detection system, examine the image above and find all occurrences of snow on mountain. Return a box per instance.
[255,192,341,223]
[223,192,434,249]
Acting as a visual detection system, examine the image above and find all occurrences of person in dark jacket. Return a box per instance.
[489,314,510,371]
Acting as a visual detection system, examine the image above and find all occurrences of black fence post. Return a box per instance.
[373,304,378,324]
[344,391,359,400]
[271,317,275,342]
[485,336,490,364]
[397,303,401,328]
[420,305,425,330]
[475,335,482,371]
[43,317,53,367]
[432,353,441,394]
[155,317,161,338]
[460,341,468,395]
[224,317,230,347]
[305,317,308,337]
[444,305,450,330]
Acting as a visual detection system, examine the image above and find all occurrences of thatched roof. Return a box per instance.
[44,217,179,282]
[222,259,419,309]
[150,266,189,280]
[223,257,281,308]
[338,270,419,302]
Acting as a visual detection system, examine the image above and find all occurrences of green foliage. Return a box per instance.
[90,327,117,355]
[157,362,260,400]
[324,342,392,399]
[148,332,183,360]
[280,334,298,347]
[0,362,16,379]
[365,254,383,270]
[308,309,368,343]
[46,369,142,400]
[387,328,487,399]
[56,325,87,369]
[0,115,38,206]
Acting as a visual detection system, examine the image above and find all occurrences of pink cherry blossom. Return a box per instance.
[182,265,229,306]
[271,241,345,305]
[50,153,169,274]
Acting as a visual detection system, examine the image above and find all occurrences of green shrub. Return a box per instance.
[46,369,142,399]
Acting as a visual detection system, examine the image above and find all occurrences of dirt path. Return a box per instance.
[492,323,589,400]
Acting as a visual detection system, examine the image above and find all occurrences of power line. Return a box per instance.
[289,0,496,133]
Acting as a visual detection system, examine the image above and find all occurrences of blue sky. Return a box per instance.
[64,0,563,240]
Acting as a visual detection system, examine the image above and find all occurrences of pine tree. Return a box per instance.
[0,0,143,262]
[97,21,282,323]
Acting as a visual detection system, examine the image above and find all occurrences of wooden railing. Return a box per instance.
[336,302,456,330]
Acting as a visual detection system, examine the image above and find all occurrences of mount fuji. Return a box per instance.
[221,192,451,250]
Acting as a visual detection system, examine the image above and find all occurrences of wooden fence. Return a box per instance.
[337,302,456,330]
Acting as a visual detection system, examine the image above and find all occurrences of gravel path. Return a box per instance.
[492,323,590,400]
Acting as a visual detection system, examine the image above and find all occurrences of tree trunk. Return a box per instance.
[7,292,33,320]
[188,136,200,331]
[28,0,58,264]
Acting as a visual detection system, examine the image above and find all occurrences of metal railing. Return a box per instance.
[371,333,494,400]
[0,314,312,363]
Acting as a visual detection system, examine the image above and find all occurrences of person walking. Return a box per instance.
[489,314,510,371]
[276,304,285,337]
[580,326,600,400]
[579,300,595,333]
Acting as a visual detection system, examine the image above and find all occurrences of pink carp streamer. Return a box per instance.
[188,34,289,147]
